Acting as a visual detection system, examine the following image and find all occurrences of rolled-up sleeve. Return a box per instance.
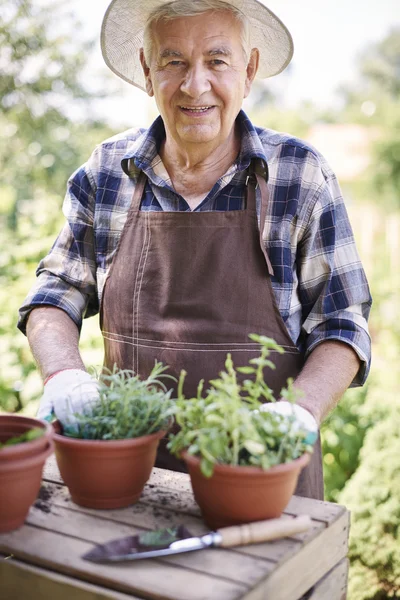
[18,162,98,334]
[297,171,372,386]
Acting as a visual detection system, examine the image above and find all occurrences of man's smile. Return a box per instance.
[179,105,215,115]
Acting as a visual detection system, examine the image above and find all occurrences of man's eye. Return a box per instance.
[168,60,184,66]
[210,59,227,67]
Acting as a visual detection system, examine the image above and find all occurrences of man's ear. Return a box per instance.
[244,48,259,98]
[140,48,154,97]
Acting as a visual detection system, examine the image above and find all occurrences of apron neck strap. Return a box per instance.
[246,159,269,209]
[246,160,274,277]
[131,170,147,211]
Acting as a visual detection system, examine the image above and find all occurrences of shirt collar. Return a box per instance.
[121,110,268,179]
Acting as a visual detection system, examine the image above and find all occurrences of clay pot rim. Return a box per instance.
[52,419,169,448]
[0,440,54,473]
[182,449,311,476]
[0,413,52,430]
[0,415,53,460]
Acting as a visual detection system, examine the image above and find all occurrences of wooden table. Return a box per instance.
[0,456,349,600]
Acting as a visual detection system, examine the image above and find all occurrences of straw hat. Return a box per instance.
[101,0,293,92]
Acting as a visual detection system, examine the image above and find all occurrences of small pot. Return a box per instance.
[52,421,168,509]
[0,414,53,461]
[0,441,54,533]
[183,451,311,529]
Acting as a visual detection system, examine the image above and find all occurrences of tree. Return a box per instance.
[0,0,114,411]
[335,29,400,209]
[0,0,104,229]
[361,29,400,209]
[360,29,400,99]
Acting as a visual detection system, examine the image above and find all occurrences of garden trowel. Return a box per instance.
[82,515,312,563]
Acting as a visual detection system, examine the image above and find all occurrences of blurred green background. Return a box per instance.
[1,1,399,598]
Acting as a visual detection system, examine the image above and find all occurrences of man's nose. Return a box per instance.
[180,64,211,97]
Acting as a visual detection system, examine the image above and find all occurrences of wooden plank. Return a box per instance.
[35,477,332,564]
[35,481,206,534]
[44,455,346,527]
[241,510,350,600]
[38,481,322,538]
[149,467,192,492]
[140,482,201,517]
[301,558,349,600]
[0,525,248,600]
[23,502,275,587]
[42,454,62,483]
[43,456,202,517]
[34,481,325,564]
[0,555,139,600]
[285,495,346,525]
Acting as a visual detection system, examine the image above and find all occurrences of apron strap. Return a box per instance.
[246,161,274,277]
[131,170,147,212]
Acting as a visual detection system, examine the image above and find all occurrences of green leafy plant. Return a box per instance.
[168,334,313,477]
[65,362,175,440]
[0,428,45,449]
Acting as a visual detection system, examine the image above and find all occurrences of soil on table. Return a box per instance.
[34,485,53,513]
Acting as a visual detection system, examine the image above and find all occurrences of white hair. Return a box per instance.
[143,0,251,64]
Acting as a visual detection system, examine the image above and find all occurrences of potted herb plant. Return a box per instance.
[167,335,314,529]
[0,414,54,532]
[52,362,175,509]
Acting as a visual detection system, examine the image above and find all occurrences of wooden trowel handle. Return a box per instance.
[217,515,312,547]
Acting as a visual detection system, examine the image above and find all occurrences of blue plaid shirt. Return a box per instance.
[18,111,372,384]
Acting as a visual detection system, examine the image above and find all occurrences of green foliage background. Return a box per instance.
[0,0,113,413]
[1,2,399,598]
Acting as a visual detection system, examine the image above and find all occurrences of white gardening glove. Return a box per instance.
[37,369,100,434]
[260,401,318,445]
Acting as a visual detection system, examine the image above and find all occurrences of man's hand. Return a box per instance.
[27,307,98,433]
[38,369,100,433]
[261,401,319,445]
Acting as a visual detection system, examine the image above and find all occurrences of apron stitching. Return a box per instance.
[132,172,148,373]
[102,336,299,353]
[102,331,295,349]
[132,211,149,374]
[136,210,152,373]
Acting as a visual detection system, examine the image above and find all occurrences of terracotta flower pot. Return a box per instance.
[0,441,54,533]
[183,451,311,529]
[52,420,167,509]
[0,414,53,461]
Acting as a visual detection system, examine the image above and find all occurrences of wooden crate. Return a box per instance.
[0,457,350,600]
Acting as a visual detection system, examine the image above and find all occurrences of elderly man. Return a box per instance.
[18,0,372,500]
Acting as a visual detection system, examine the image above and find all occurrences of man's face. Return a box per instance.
[141,11,258,150]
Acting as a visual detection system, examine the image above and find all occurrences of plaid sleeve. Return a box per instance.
[297,169,372,386]
[18,162,98,334]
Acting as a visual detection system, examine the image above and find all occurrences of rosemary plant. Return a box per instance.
[65,362,175,440]
[168,334,313,477]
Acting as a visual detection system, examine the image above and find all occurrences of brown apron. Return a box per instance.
[100,161,324,500]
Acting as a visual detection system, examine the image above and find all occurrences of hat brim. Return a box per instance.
[101,0,294,92]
